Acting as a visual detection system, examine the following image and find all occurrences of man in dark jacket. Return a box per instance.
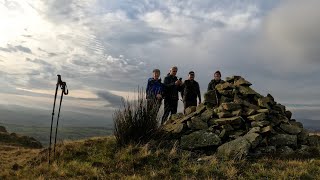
[207,71,225,91]
[161,66,182,124]
[146,69,164,114]
[181,71,201,113]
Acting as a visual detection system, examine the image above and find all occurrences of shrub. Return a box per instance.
[113,89,160,146]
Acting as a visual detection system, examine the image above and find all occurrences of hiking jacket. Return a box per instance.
[181,80,201,102]
[146,78,164,99]
[207,79,225,91]
[163,74,182,100]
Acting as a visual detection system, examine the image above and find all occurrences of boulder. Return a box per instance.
[256,146,276,154]
[277,146,294,156]
[180,130,221,150]
[298,129,309,145]
[279,123,302,135]
[187,117,208,130]
[269,134,297,147]
[307,135,320,146]
[216,133,261,160]
[200,109,215,122]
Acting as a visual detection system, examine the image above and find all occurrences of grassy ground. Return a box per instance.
[0,136,319,179]
[0,143,41,178]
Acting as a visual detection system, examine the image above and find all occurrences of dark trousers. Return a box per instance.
[183,99,197,114]
[161,99,178,124]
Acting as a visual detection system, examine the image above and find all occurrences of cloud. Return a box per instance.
[0,44,32,54]
[96,91,124,108]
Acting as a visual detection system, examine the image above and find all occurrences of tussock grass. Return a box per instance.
[114,89,160,146]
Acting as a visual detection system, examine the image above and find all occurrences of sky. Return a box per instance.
[0,0,320,126]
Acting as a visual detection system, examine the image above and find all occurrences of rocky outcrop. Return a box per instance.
[0,126,42,148]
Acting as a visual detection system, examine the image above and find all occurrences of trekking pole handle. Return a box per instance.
[57,75,62,85]
[60,82,69,95]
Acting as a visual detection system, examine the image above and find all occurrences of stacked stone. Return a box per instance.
[162,76,320,159]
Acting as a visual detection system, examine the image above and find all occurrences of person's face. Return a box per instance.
[153,71,160,79]
[189,74,195,80]
[214,73,221,81]
[170,68,177,76]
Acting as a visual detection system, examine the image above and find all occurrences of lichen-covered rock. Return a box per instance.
[215,82,234,91]
[257,97,272,109]
[187,117,208,130]
[180,130,221,150]
[279,123,302,135]
[261,126,272,134]
[185,106,197,115]
[234,78,252,87]
[298,129,309,145]
[251,121,270,127]
[238,86,259,96]
[269,134,297,147]
[200,109,215,122]
[257,109,269,114]
[216,133,261,160]
[277,146,294,156]
[170,113,184,121]
[248,127,261,134]
[248,113,266,121]
[307,135,320,146]
[221,103,241,111]
[214,116,243,125]
[217,112,233,118]
[231,110,242,116]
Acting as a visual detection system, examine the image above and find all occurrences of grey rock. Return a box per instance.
[180,130,221,150]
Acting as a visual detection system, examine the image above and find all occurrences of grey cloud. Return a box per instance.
[96,91,124,108]
[0,44,32,54]
[261,0,320,64]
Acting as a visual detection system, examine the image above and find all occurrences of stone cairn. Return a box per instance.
[162,76,320,160]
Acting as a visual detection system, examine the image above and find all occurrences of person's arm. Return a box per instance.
[197,82,201,103]
[180,83,185,100]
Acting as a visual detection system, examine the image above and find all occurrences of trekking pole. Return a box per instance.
[48,75,62,165]
[53,81,68,161]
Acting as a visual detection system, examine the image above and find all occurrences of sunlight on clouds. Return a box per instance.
[16,87,99,99]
